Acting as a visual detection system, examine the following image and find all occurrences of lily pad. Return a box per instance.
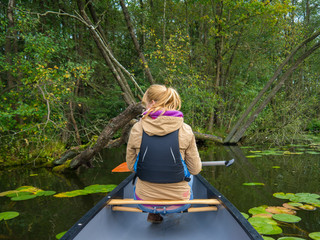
[56,231,67,239]
[241,212,249,219]
[6,191,33,198]
[299,204,316,211]
[266,206,296,215]
[11,194,37,201]
[282,203,299,210]
[54,190,88,198]
[246,155,262,158]
[35,191,56,196]
[84,184,117,193]
[305,151,320,154]
[249,217,282,235]
[278,237,306,240]
[262,237,275,240]
[273,192,295,200]
[309,232,320,240]
[0,211,19,221]
[272,213,301,223]
[295,193,319,199]
[272,166,280,169]
[243,182,265,186]
[248,206,269,215]
[287,202,303,207]
[252,213,273,218]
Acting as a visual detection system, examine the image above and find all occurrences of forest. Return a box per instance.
[1,0,320,168]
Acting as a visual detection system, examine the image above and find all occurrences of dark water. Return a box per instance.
[0,145,319,239]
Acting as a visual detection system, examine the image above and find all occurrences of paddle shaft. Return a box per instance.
[201,159,234,167]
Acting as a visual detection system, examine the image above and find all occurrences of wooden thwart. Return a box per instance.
[111,206,217,213]
[108,198,220,206]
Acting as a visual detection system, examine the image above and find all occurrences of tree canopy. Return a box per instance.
[1,0,319,165]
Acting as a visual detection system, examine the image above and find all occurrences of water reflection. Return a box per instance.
[0,145,319,239]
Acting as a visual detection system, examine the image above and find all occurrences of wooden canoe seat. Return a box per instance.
[107,198,219,213]
[108,198,220,206]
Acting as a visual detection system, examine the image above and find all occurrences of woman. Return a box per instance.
[126,84,202,223]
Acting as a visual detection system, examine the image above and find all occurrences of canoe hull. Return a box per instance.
[62,174,262,240]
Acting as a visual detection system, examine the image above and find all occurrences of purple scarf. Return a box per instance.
[143,110,183,119]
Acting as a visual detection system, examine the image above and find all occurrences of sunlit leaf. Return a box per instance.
[0,211,19,221]
[299,204,316,211]
[272,166,280,169]
[309,232,320,240]
[272,214,301,223]
[56,231,67,239]
[0,190,19,197]
[248,206,269,215]
[243,182,265,186]
[266,206,296,215]
[273,192,295,199]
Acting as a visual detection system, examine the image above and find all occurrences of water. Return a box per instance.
[0,145,319,239]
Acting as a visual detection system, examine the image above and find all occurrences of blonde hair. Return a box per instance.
[142,84,181,117]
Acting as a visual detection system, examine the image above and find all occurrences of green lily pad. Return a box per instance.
[248,206,269,215]
[0,211,20,221]
[295,193,320,199]
[6,191,33,198]
[305,151,320,154]
[241,212,249,219]
[246,155,262,158]
[84,184,117,193]
[289,193,320,204]
[309,232,320,240]
[56,231,67,239]
[243,182,265,186]
[249,217,282,235]
[262,237,275,240]
[272,213,301,223]
[299,204,316,211]
[11,194,37,201]
[248,217,278,226]
[54,190,88,198]
[273,192,295,200]
[272,166,280,169]
[278,237,306,240]
[287,202,303,207]
[36,191,56,196]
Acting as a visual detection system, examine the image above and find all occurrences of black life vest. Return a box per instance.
[134,129,190,183]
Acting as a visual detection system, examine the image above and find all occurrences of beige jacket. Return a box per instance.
[126,114,202,200]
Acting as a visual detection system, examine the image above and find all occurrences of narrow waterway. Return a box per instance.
[0,145,319,239]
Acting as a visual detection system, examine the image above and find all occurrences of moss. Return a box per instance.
[52,160,71,173]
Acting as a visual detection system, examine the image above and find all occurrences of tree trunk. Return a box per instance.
[226,40,320,144]
[69,103,144,169]
[119,0,154,84]
[224,30,320,143]
[5,0,15,89]
[76,0,136,105]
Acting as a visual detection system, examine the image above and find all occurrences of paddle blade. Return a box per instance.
[112,162,130,172]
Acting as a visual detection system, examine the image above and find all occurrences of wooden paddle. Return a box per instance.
[111,159,234,172]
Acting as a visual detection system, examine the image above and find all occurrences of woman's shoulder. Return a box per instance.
[181,122,193,134]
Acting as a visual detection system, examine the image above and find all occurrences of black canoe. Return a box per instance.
[61,173,263,240]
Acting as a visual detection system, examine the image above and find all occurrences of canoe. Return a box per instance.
[61,173,263,240]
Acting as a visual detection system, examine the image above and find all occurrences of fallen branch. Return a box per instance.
[67,103,144,170]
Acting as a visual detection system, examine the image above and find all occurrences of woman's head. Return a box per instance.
[142,84,181,115]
